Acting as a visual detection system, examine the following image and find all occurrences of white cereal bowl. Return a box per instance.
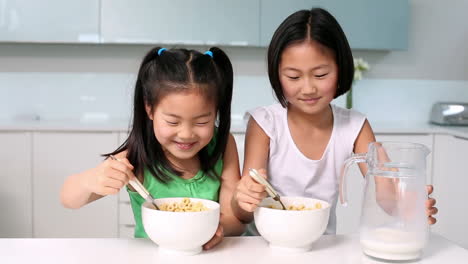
[142,197,220,255]
[254,196,330,253]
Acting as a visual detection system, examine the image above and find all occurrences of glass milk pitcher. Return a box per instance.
[340,142,430,261]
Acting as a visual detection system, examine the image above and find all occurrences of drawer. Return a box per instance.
[119,188,130,202]
[119,202,135,226]
[119,224,135,238]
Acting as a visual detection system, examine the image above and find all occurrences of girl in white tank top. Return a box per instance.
[230,8,438,235]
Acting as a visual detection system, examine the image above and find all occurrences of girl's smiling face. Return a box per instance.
[279,40,338,114]
[146,90,216,162]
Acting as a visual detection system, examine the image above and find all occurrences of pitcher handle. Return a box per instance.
[339,153,367,206]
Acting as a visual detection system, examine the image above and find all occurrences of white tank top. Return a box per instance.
[247,103,366,234]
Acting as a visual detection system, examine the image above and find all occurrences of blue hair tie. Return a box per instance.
[204,50,213,58]
[158,48,167,56]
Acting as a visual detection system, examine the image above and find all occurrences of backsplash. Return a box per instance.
[1,72,467,124]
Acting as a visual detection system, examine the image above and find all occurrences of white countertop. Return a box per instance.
[1,234,466,264]
[1,118,468,138]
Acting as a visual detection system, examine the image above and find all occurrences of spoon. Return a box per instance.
[249,168,286,210]
[110,155,160,210]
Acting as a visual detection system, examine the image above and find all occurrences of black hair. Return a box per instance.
[267,7,354,107]
[106,47,233,182]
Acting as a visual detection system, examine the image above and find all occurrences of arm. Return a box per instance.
[231,117,269,223]
[218,133,246,236]
[353,120,437,224]
[203,134,245,250]
[353,120,401,213]
[60,151,133,209]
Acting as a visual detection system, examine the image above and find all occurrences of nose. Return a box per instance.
[178,125,194,139]
[303,77,318,94]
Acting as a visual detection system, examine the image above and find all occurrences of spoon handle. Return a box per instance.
[110,155,159,210]
[249,168,286,210]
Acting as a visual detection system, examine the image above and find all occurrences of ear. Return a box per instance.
[145,103,154,120]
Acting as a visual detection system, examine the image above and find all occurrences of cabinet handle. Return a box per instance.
[454,135,468,141]
[123,224,135,228]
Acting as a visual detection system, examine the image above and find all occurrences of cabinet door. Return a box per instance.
[33,132,119,238]
[117,132,135,238]
[0,0,99,43]
[101,0,260,46]
[336,133,433,234]
[432,134,468,249]
[0,132,32,237]
[260,0,408,50]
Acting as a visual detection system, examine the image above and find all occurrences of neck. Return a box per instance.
[165,152,200,178]
[287,103,333,128]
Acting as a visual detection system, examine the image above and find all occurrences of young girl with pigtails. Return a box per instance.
[61,47,245,250]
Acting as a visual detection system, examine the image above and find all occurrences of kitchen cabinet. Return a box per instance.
[32,132,119,238]
[432,134,468,249]
[0,132,32,237]
[101,0,260,46]
[117,132,135,238]
[233,132,246,171]
[336,133,433,234]
[0,0,99,43]
[260,0,409,50]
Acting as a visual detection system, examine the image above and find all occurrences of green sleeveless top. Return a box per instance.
[127,138,223,238]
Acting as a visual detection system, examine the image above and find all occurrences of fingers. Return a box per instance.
[425,192,437,225]
[426,185,434,195]
[104,177,126,190]
[237,192,265,212]
[243,172,267,194]
[428,216,437,225]
[235,174,267,212]
[108,159,134,180]
[426,197,436,208]
[427,206,438,216]
[203,225,224,250]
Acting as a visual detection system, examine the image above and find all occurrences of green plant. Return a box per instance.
[346,58,370,109]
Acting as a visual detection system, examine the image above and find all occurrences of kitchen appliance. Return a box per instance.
[430,102,468,125]
[340,142,430,261]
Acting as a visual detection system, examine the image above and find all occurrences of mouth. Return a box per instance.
[300,97,321,104]
[174,141,197,150]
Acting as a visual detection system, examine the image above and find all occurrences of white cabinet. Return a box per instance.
[0,132,32,237]
[0,0,100,43]
[432,134,468,249]
[336,133,433,235]
[260,0,408,50]
[101,0,260,46]
[233,133,245,171]
[32,132,119,238]
[117,132,135,238]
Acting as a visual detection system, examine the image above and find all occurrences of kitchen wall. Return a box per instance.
[0,0,467,123]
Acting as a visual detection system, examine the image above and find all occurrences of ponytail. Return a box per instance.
[208,47,233,161]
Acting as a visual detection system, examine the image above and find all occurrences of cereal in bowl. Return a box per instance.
[159,198,209,212]
[267,202,322,211]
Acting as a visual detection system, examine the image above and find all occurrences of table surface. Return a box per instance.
[1,233,467,264]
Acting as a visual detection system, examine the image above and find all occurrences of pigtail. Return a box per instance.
[208,47,233,161]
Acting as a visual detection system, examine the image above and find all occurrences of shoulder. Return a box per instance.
[331,104,371,150]
[245,103,285,138]
[332,104,366,122]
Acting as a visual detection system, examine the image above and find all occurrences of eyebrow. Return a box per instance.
[163,112,212,119]
[282,64,330,71]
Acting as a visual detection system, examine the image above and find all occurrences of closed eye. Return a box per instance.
[287,76,300,80]
[195,121,210,126]
[165,121,178,125]
[315,73,328,78]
